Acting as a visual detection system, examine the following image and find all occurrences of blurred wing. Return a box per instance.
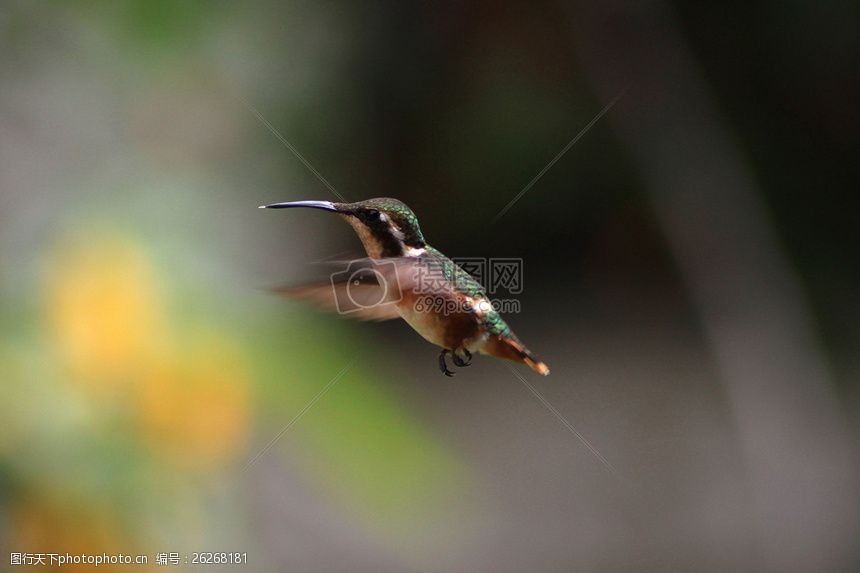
[272,256,452,321]
[272,261,404,321]
[273,283,401,321]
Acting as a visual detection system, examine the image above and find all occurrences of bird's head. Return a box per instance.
[260,197,426,258]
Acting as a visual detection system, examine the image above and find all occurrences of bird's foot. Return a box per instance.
[438,349,456,377]
[451,347,472,367]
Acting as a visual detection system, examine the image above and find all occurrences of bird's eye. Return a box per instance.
[365,209,380,220]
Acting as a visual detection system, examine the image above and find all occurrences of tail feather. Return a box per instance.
[522,350,551,376]
[488,335,550,376]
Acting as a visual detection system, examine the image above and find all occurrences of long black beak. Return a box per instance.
[259,200,338,212]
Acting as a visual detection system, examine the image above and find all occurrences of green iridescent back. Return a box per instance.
[423,246,514,338]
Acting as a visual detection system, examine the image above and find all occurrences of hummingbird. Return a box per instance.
[260,198,550,377]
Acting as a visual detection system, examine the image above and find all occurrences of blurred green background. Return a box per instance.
[1,1,858,571]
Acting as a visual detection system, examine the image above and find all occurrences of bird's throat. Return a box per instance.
[340,213,409,258]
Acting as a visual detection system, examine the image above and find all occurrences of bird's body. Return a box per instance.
[262,197,549,376]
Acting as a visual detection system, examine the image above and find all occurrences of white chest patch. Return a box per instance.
[403,246,426,257]
[466,296,494,316]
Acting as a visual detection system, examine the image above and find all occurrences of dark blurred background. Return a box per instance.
[1,1,858,571]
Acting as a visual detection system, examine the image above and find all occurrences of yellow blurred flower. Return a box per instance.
[137,331,250,469]
[42,230,250,470]
[45,234,165,389]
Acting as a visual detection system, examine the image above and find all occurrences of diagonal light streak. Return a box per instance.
[242,359,355,472]
[240,97,346,202]
[505,364,619,477]
[491,87,628,224]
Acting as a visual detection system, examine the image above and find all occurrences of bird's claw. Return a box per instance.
[439,348,472,376]
[439,349,456,377]
[451,348,472,367]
